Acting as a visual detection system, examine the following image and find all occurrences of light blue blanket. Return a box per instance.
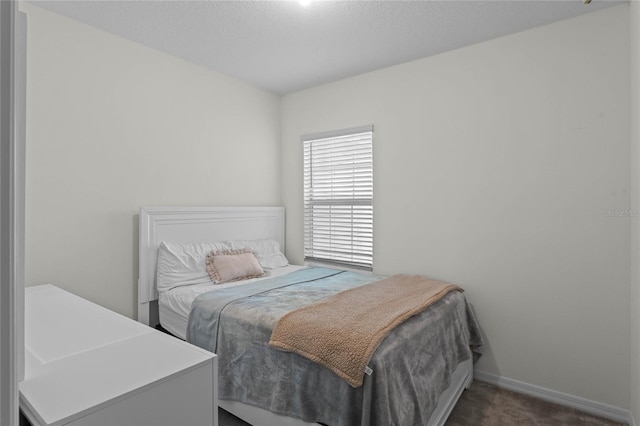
[187,267,347,352]
[187,267,483,426]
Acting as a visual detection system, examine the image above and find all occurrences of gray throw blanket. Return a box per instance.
[187,267,483,426]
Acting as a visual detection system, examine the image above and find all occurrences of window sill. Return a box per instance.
[303,259,374,275]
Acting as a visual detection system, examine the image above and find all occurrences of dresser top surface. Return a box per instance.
[21,284,214,425]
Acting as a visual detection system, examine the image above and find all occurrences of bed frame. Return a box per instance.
[137,206,472,426]
[138,206,286,327]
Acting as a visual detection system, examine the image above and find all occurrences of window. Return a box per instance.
[303,126,373,270]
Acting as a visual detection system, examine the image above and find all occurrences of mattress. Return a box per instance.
[158,264,306,339]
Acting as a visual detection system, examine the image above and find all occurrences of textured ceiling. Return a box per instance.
[29,0,625,94]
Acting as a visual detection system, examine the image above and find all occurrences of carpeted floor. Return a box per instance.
[446,380,624,426]
[218,380,626,426]
[219,408,251,426]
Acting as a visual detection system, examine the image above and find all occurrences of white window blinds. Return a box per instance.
[303,126,373,270]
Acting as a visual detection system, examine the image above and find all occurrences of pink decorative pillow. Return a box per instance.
[206,248,265,284]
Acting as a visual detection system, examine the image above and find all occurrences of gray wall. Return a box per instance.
[282,6,630,409]
[630,1,639,422]
[22,5,282,319]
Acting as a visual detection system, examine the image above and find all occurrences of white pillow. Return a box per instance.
[156,241,230,293]
[226,239,289,269]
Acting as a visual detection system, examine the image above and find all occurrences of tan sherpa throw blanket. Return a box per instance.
[269,274,462,387]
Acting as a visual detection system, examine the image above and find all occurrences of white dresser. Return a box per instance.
[20,285,217,426]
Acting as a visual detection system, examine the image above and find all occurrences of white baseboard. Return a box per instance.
[474,370,635,426]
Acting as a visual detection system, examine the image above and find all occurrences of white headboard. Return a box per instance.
[138,206,285,326]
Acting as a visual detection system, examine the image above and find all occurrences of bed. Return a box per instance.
[137,206,482,426]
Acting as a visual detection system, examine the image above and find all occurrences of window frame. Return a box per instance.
[302,125,373,271]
